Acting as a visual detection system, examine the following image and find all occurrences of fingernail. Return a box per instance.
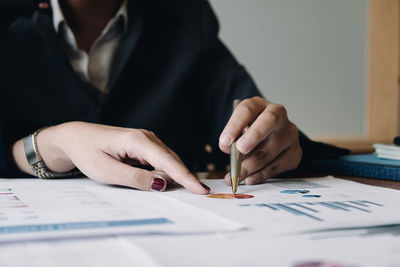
[220,133,232,147]
[151,178,166,191]
[236,139,250,154]
[224,173,232,185]
[200,182,210,191]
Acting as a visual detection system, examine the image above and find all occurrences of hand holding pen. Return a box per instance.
[219,97,302,187]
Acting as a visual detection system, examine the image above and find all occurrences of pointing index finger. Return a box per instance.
[146,144,209,194]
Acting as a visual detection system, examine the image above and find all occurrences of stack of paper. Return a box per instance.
[374,143,400,160]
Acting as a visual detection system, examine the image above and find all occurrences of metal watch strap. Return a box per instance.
[23,127,82,179]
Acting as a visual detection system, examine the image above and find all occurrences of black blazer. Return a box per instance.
[0,0,348,175]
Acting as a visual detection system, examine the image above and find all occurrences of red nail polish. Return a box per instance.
[200,182,210,191]
[151,178,165,191]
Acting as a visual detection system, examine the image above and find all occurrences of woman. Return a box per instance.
[0,0,345,194]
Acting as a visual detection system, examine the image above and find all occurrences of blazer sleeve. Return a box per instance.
[0,31,12,175]
[0,26,35,177]
[199,0,349,169]
[0,126,8,172]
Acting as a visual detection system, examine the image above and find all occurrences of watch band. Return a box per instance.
[23,127,82,178]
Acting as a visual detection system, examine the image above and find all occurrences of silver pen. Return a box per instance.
[230,99,242,194]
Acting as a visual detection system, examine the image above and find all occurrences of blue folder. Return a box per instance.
[312,154,400,181]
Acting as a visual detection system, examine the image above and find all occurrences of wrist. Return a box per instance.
[36,125,75,173]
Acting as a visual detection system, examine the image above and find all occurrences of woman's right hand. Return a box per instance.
[12,121,210,194]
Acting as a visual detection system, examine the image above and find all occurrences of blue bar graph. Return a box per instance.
[288,203,319,213]
[243,200,383,222]
[271,203,323,221]
[349,201,369,207]
[316,202,349,211]
[330,201,371,213]
[254,203,278,210]
[0,218,173,235]
[360,200,383,206]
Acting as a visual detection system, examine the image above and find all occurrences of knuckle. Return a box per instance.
[140,129,153,137]
[267,112,279,125]
[249,128,264,143]
[274,104,286,112]
[253,170,265,183]
[268,164,279,177]
[259,163,278,179]
[240,101,255,116]
[123,130,151,150]
[128,170,148,189]
[255,150,268,162]
[257,170,265,180]
[289,122,298,131]
[272,104,287,117]
[127,129,146,140]
[127,169,139,184]
[147,130,156,137]
[252,96,264,102]
[242,98,253,105]
[247,96,263,106]
[288,122,299,136]
[126,129,160,146]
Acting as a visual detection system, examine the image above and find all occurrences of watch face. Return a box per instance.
[24,135,35,164]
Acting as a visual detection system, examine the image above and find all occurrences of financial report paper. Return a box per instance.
[1,176,400,267]
[164,176,400,235]
[0,178,243,242]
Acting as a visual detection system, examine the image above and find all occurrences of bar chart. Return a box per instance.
[239,200,383,222]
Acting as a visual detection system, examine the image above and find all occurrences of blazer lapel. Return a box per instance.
[107,6,143,92]
[8,3,144,122]
[9,10,100,122]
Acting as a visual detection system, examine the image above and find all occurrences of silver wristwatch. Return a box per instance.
[23,127,82,178]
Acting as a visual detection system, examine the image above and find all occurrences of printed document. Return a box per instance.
[0,178,243,242]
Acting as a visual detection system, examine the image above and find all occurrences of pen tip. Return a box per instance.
[231,177,238,194]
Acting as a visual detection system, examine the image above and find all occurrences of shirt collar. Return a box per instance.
[50,0,128,33]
